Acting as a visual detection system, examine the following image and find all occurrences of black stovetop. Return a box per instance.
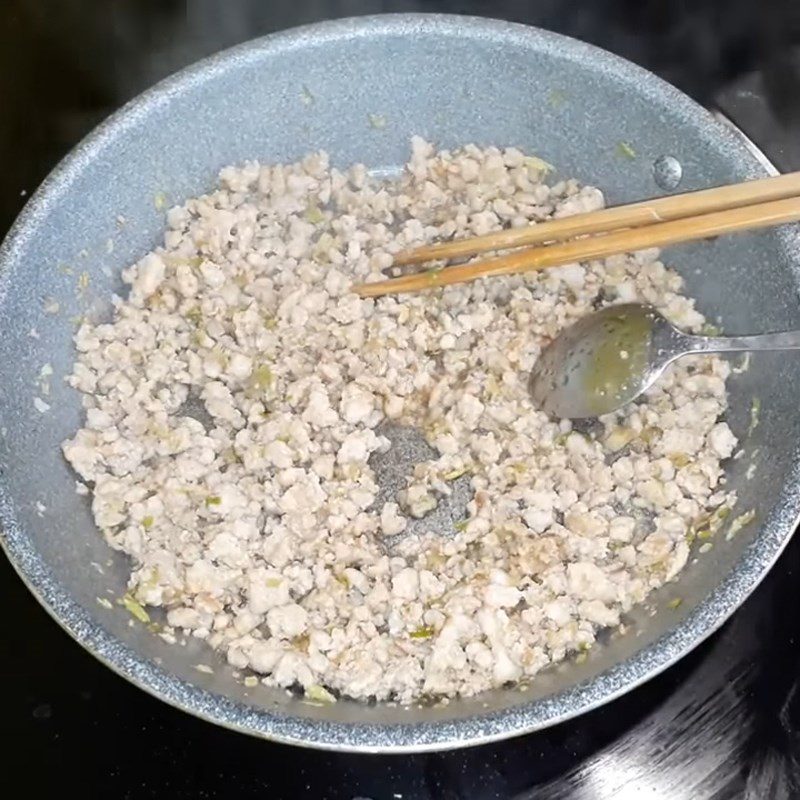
[3,2,800,798]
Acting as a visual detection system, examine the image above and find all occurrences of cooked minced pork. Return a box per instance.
[62,138,736,703]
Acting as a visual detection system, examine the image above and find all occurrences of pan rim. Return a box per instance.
[1,12,798,752]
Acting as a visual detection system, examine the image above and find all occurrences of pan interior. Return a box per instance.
[1,15,799,750]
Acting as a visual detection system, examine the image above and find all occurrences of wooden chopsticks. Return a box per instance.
[354,172,800,298]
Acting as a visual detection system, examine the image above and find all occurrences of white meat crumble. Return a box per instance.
[62,139,737,704]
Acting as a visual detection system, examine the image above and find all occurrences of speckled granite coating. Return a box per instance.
[1,14,799,751]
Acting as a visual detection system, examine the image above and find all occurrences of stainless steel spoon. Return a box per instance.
[529,302,800,419]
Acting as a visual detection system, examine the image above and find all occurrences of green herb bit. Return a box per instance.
[735,352,751,374]
[748,397,761,436]
[292,633,310,652]
[616,141,637,160]
[221,447,241,465]
[690,504,729,541]
[367,113,387,129]
[304,204,325,224]
[410,625,435,639]
[142,515,154,530]
[605,426,635,453]
[96,596,113,610]
[210,346,229,367]
[185,307,203,326]
[639,426,662,445]
[444,467,469,481]
[305,684,337,704]
[164,255,202,267]
[667,597,683,609]
[727,509,757,539]
[121,593,150,624]
[669,453,690,468]
[205,495,222,507]
[251,364,274,391]
[556,429,591,447]
[454,519,469,533]
[523,156,554,175]
[426,266,444,284]
[300,85,315,106]
[700,322,722,336]
[143,568,160,592]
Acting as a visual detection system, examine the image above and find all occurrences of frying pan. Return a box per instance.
[1,14,799,752]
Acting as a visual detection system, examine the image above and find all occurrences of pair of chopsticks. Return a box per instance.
[354,171,800,298]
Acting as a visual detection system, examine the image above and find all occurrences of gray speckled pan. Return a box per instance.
[1,14,799,752]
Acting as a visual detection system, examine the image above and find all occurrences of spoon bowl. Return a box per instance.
[530,302,800,419]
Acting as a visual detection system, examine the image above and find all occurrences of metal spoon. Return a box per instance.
[529,302,800,419]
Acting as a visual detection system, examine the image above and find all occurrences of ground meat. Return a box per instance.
[62,138,736,704]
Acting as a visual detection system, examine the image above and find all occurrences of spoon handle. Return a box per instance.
[687,329,800,354]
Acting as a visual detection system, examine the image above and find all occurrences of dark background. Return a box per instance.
[2,0,800,233]
[3,2,800,798]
